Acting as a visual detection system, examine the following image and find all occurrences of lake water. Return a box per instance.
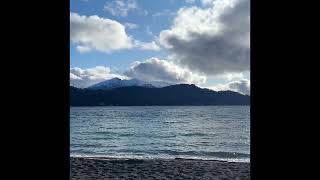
[70,106,250,162]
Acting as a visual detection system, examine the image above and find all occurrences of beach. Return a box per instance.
[70,157,250,180]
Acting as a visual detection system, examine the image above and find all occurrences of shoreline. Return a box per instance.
[70,105,250,107]
[70,154,250,163]
[71,157,250,179]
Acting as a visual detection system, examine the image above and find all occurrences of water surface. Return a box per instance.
[70,106,250,162]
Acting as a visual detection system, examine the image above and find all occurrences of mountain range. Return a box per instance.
[70,78,250,106]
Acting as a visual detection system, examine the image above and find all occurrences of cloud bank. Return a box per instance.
[70,57,207,88]
[124,57,206,84]
[208,79,250,95]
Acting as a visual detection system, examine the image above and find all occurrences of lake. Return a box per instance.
[70,106,250,162]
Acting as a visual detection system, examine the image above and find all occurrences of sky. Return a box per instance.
[70,0,250,95]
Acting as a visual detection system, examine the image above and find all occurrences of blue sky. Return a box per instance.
[70,0,250,95]
[71,0,185,70]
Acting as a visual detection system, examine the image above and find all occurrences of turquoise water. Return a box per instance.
[70,106,250,162]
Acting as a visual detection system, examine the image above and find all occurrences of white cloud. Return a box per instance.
[159,0,250,75]
[76,45,91,53]
[124,57,206,84]
[70,12,134,53]
[104,0,138,17]
[124,22,139,29]
[134,41,161,51]
[215,72,246,81]
[70,66,126,88]
[70,58,206,88]
[70,12,159,53]
[207,79,250,95]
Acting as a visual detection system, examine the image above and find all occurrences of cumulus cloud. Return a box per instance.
[70,12,160,53]
[70,12,134,53]
[124,57,206,84]
[208,79,250,95]
[70,66,126,88]
[104,0,138,17]
[159,0,250,75]
[70,58,206,88]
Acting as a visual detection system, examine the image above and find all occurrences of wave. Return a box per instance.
[70,151,250,163]
[179,132,208,137]
[152,150,249,158]
[70,154,250,163]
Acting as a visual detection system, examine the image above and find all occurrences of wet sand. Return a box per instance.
[70,157,250,179]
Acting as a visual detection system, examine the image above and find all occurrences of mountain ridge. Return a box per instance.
[70,84,250,106]
[87,78,175,90]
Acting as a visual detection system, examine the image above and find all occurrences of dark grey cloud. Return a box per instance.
[160,0,250,75]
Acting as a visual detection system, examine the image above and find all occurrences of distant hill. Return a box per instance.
[87,78,175,90]
[70,84,250,106]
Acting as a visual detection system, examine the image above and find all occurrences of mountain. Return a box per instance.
[70,84,250,106]
[87,78,174,90]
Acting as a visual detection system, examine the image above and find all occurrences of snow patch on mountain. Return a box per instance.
[87,78,176,90]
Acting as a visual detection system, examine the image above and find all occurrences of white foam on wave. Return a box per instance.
[70,153,250,163]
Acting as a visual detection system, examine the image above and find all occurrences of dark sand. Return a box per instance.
[71,157,250,180]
